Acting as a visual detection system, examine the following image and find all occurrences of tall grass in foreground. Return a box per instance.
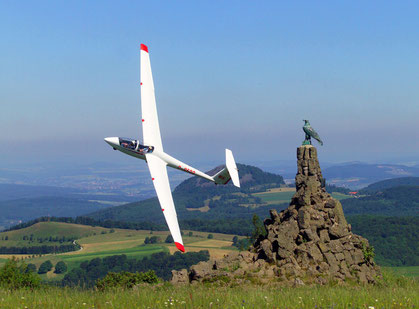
[0,271,417,308]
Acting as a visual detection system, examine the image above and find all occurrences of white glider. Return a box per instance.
[104,44,240,252]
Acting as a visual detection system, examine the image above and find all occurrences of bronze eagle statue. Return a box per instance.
[302,120,323,146]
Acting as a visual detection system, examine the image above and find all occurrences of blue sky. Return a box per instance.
[1,1,418,166]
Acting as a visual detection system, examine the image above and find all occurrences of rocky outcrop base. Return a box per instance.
[172,146,380,285]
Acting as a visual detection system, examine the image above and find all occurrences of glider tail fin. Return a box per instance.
[212,149,240,188]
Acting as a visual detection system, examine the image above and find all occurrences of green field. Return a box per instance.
[386,266,419,278]
[0,222,109,247]
[254,188,352,205]
[0,222,239,282]
[255,191,296,204]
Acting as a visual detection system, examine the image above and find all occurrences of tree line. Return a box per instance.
[0,243,79,254]
[62,250,210,287]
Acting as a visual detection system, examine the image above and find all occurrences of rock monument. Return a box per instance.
[171,145,380,285]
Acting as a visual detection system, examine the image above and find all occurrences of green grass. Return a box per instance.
[385,266,419,278]
[0,275,417,308]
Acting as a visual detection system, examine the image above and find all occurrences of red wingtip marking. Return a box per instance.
[142,119,144,122]
[140,44,149,53]
[175,242,185,252]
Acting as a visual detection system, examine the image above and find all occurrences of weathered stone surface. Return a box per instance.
[307,244,323,262]
[189,261,214,282]
[329,224,350,239]
[352,249,365,265]
[270,209,281,222]
[293,277,305,286]
[171,269,189,284]
[298,207,311,229]
[171,145,380,285]
[325,199,336,208]
[259,239,275,263]
[319,229,330,243]
[329,239,344,253]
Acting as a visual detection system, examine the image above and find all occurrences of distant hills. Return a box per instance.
[323,163,419,188]
[87,164,287,224]
[2,163,419,231]
[88,171,419,225]
[0,184,82,201]
[361,177,419,193]
[0,184,139,229]
[0,196,111,229]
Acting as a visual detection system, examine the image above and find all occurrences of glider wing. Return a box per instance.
[140,44,164,151]
[145,153,184,252]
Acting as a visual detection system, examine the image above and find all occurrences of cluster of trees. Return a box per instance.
[348,215,419,266]
[232,236,251,251]
[0,243,79,254]
[325,184,351,194]
[96,270,158,290]
[25,261,68,274]
[37,260,53,274]
[62,251,210,287]
[23,235,76,244]
[0,258,40,289]
[143,236,161,244]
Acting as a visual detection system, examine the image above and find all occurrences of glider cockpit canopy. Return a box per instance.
[119,137,154,153]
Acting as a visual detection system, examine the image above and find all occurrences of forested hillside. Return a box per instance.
[341,185,419,216]
[349,216,419,266]
[87,164,288,224]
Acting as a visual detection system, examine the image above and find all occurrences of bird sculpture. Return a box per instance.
[302,120,323,146]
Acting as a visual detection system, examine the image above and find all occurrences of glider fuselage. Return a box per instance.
[104,136,214,181]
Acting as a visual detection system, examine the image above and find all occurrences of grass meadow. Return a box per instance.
[0,272,417,308]
[384,266,419,278]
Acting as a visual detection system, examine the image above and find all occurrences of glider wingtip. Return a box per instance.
[175,242,185,252]
[140,43,149,53]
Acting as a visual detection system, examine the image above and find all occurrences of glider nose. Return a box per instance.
[104,137,120,147]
